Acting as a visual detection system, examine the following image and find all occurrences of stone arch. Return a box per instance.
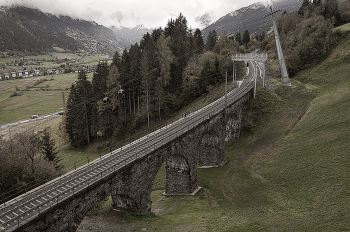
[165,154,191,194]
[68,180,111,231]
[113,194,138,209]
[17,180,113,232]
[110,148,168,211]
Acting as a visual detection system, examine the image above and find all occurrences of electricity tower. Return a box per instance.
[264,5,291,86]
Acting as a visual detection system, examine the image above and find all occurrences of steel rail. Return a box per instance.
[0,57,259,231]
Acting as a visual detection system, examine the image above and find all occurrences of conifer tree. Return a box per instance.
[213,57,223,83]
[40,130,61,169]
[235,32,242,45]
[156,36,174,120]
[194,28,205,54]
[111,51,121,71]
[206,29,217,50]
[322,0,341,25]
[298,0,311,16]
[129,43,142,113]
[92,61,109,97]
[166,13,189,95]
[199,60,213,93]
[242,30,250,44]
[65,70,94,147]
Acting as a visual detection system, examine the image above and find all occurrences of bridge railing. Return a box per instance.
[232,53,268,62]
[0,55,262,231]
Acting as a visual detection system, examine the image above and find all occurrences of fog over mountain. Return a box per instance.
[201,0,303,41]
[0,0,276,29]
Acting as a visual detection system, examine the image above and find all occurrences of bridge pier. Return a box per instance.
[164,131,200,195]
[198,112,226,168]
[225,104,243,141]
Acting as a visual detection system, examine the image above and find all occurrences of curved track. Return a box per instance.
[0,57,262,232]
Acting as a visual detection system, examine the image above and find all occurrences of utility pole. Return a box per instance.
[233,62,235,87]
[225,71,227,122]
[61,89,65,110]
[264,5,291,86]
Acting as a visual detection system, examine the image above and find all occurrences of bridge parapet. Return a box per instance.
[232,53,268,62]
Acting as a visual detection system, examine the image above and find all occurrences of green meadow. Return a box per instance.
[0,73,81,124]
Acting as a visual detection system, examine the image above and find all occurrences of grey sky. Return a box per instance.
[0,0,272,29]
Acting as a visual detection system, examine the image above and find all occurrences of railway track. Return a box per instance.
[0,58,262,232]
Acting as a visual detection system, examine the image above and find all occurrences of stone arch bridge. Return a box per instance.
[0,53,267,232]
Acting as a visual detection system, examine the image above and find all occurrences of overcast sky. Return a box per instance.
[0,0,272,29]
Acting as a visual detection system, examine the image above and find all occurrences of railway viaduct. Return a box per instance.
[0,53,267,232]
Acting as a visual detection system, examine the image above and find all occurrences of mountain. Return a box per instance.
[111,25,152,47]
[0,6,127,55]
[201,0,303,40]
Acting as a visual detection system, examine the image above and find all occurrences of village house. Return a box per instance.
[17,70,23,77]
[11,72,17,78]
[4,73,10,79]
[24,70,29,78]
[0,73,2,80]
[34,70,41,76]
[46,69,55,75]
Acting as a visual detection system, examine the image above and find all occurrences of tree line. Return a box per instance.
[271,0,349,76]
[63,13,252,148]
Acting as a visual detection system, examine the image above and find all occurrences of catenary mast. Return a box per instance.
[264,5,291,86]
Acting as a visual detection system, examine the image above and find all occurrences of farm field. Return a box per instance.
[0,53,110,70]
[0,72,81,125]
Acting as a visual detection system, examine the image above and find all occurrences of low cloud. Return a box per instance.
[0,0,267,29]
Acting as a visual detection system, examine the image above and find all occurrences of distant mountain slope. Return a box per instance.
[202,0,303,40]
[111,26,152,46]
[0,6,126,55]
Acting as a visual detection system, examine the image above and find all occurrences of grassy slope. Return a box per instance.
[335,22,350,32]
[85,35,350,231]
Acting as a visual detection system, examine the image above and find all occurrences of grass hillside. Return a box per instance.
[80,35,350,231]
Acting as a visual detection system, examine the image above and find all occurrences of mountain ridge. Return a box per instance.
[0,5,130,55]
[201,0,303,40]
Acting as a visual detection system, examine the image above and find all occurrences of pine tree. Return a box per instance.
[242,30,250,44]
[140,50,153,126]
[167,13,190,95]
[120,48,132,84]
[129,43,142,114]
[151,27,163,42]
[213,57,223,84]
[206,29,217,50]
[194,28,205,54]
[65,71,94,147]
[40,130,61,169]
[188,29,195,54]
[298,0,311,16]
[235,32,242,45]
[92,61,109,97]
[164,18,175,38]
[156,36,174,120]
[199,60,212,93]
[111,51,121,70]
